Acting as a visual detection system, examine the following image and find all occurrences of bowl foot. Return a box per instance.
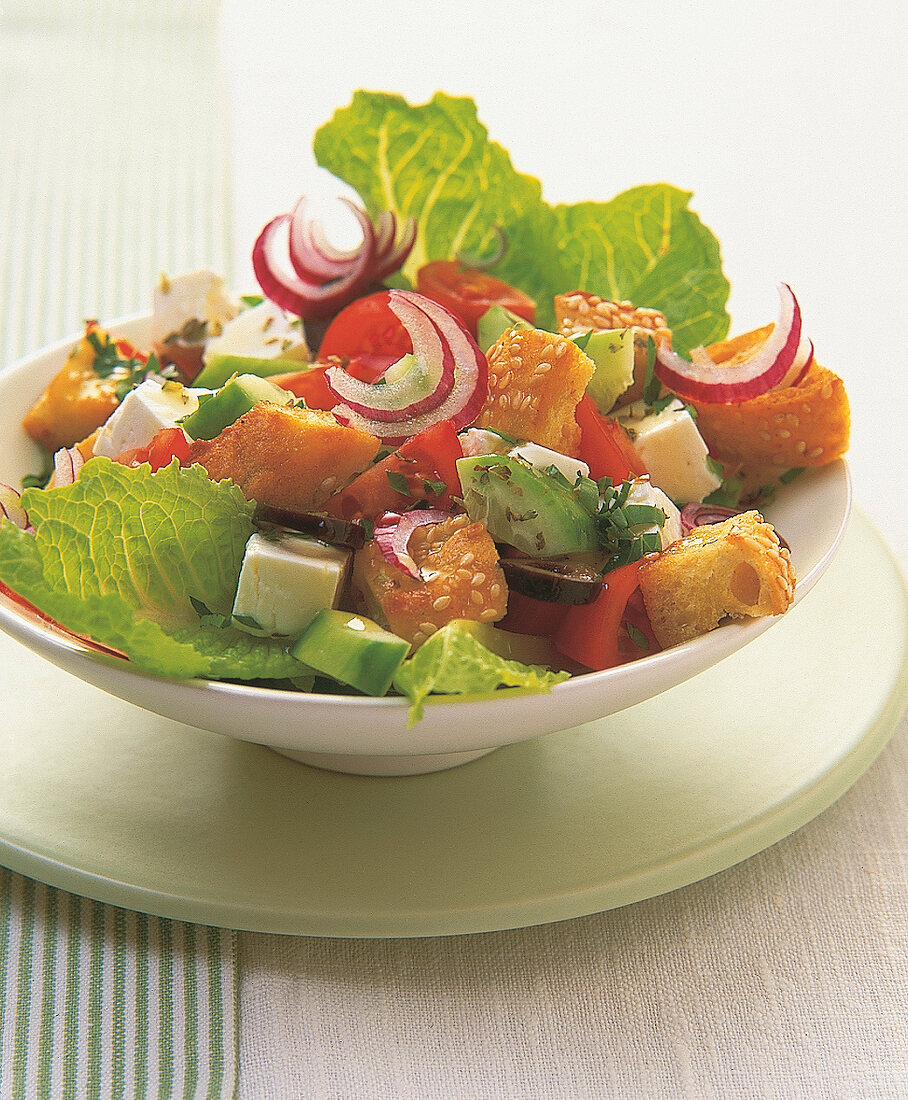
[270,745,497,776]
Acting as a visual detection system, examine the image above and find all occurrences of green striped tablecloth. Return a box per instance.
[0,3,238,1097]
[0,871,236,1099]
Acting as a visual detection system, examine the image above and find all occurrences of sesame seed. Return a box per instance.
[471,572,486,587]
[412,631,426,645]
[432,595,452,610]
[777,429,791,439]
[796,441,807,454]
[806,446,824,459]
[759,431,772,442]
[419,621,437,635]
[470,590,484,605]
[479,608,499,622]
[319,475,337,492]
[456,568,472,582]
[460,552,475,566]
[489,583,501,599]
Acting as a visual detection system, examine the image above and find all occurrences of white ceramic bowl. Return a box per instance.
[0,317,852,774]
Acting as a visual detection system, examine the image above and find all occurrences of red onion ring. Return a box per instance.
[680,502,790,550]
[655,283,802,404]
[776,336,814,390]
[373,508,451,579]
[324,292,455,422]
[49,447,84,488]
[0,483,29,530]
[329,290,488,444]
[253,207,377,319]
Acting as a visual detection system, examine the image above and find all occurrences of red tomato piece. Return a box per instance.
[324,419,463,521]
[113,426,190,471]
[553,560,655,671]
[270,365,336,410]
[416,261,536,337]
[318,291,411,380]
[575,395,647,482]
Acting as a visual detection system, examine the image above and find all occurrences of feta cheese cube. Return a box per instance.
[626,477,683,548]
[92,377,204,459]
[203,300,309,365]
[458,428,512,458]
[151,270,238,344]
[508,441,591,485]
[617,398,721,503]
[231,533,351,639]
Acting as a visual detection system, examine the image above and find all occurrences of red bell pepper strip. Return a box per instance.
[498,589,569,637]
[575,395,647,482]
[553,559,657,670]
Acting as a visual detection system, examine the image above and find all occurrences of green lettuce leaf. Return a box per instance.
[0,458,301,680]
[314,92,729,348]
[392,619,570,726]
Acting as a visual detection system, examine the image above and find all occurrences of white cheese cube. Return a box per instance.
[458,428,512,457]
[617,398,721,504]
[626,477,683,549]
[203,300,309,365]
[151,270,238,344]
[509,442,591,485]
[92,378,203,459]
[231,533,351,639]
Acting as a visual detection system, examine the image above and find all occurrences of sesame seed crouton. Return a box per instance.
[638,510,795,648]
[187,401,380,513]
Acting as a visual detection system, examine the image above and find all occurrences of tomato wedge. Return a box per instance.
[553,560,657,670]
[324,419,463,521]
[416,261,536,337]
[575,395,647,482]
[113,426,190,471]
[318,291,411,380]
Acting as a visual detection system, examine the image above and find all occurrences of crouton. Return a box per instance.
[187,402,380,512]
[554,292,672,407]
[476,326,594,455]
[638,510,795,648]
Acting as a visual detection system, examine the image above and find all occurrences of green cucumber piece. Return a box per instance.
[290,610,410,696]
[193,354,302,389]
[181,373,293,441]
[573,328,634,414]
[456,454,598,557]
[476,305,534,353]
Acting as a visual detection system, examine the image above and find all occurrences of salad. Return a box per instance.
[0,93,850,723]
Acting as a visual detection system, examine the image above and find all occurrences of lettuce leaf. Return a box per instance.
[0,458,301,680]
[314,92,729,348]
[392,619,570,726]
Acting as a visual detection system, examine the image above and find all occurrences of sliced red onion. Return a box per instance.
[281,197,416,298]
[680,503,743,533]
[324,292,455,422]
[329,290,488,444]
[288,196,367,282]
[0,483,29,530]
[373,508,451,579]
[253,208,377,319]
[655,283,802,404]
[373,215,417,281]
[776,336,814,390]
[49,447,84,488]
[681,502,790,550]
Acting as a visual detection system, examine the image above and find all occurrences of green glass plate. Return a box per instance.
[1,511,905,937]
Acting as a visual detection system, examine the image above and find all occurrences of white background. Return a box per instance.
[219,0,908,562]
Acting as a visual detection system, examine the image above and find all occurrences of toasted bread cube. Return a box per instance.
[476,326,594,455]
[638,510,795,648]
[554,292,672,407]
[188,401,380,512]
